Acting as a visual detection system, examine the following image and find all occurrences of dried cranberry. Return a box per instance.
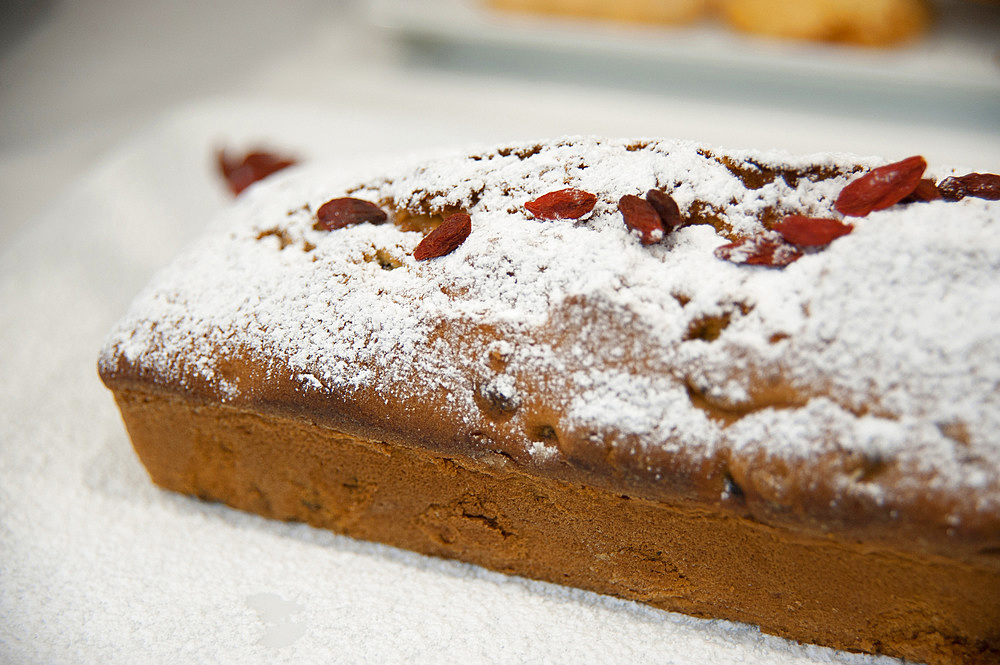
[413,213,472,261]
[619,195,665,245]
[525,188,597,220]
[938,173,1000,201]
[217,148,296,196]
[645,189,683,232]
[835,156,926,217]
[902,178,942,203]
[313,198,387,231]
[773,215,853,247]
[714,235,802,267]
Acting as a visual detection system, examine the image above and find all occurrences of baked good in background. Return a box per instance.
[487,0,711,26]
[486,0,933,46]
[99,137,1000,664]
[717,0,932,46]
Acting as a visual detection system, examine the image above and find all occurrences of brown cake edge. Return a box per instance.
[111,387,1000,664]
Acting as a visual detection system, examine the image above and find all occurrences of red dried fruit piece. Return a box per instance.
[314,198,387,231]
[902,178,941,203]
[413,212,472,261]
[714,234,803,267]
[525,188,597,219]
[217,148,297,196]
[619,195,665,245]
[773,215,853,247]
[938,173,1000,201]
[645,189,683,232]
[834,155,926,217]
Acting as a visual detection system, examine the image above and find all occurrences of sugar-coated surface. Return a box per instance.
[5,101,977,665]
[101,137,1000,522]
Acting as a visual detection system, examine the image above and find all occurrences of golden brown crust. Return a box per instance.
[112,388,1000,664]
[486,0,710,25]
[486,0,932,46]
[718,0,932,46]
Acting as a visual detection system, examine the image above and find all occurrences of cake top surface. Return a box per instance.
[100,136,1000,550]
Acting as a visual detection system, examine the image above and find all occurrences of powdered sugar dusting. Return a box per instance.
[100,137,1000,523]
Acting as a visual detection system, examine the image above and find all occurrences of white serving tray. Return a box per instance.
[368,0,1000,133]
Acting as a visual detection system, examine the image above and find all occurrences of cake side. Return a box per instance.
[98,137,1000,561]
[110,388,1000,665]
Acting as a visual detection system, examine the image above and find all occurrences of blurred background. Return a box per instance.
[2,0,998,248]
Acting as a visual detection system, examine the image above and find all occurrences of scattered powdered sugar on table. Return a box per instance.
[101,137,1000,518]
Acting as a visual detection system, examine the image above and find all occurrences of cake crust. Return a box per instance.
[110,388,1000,664]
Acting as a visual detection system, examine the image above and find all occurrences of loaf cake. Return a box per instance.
[98,137,1000,664]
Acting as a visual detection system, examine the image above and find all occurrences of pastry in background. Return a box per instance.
[487,0,710,25]
[718,0,932,47]
[486,0,933,46]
